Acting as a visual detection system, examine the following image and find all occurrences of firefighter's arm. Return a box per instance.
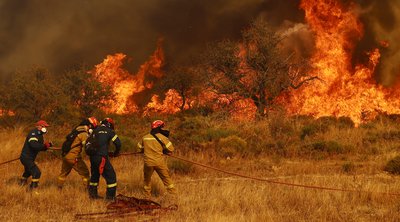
[79,132,89,147]
[161,136,174,153]
[111,133,121,156]
[28,136,47,151]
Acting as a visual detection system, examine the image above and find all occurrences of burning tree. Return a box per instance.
[204,19,317,116]
[160,65,202,111]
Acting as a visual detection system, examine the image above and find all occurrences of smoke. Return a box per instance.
[0,0,307,78]
[354,0,400,85]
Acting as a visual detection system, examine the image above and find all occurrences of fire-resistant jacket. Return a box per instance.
[68,125,89,158]
[137,133,174,166]
[20,129,46,160]
[92,125,121,157]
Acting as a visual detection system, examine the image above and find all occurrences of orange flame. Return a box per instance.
[285,0,400,125]
[91,40,165,114]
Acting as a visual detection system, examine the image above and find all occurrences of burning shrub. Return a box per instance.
[218,135,248,158]
[384,156,400,175]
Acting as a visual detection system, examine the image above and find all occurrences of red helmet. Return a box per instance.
[36,120,50,127]
[102,117,115,129]
[88,117,99,128]
[151,120,165,129]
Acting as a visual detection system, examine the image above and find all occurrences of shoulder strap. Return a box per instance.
[70,128,87,149]
[151,133,166,149]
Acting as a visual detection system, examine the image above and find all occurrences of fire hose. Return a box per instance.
[1,147,399,197]
[0,147,61,167]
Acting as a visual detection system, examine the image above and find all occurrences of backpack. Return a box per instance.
[61,128,85,156]
[84,132,99,156]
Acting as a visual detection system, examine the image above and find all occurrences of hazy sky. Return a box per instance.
[0,0,303,76]
[0,0,398,84]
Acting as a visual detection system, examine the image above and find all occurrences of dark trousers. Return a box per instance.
[89,155,117,198]
[20,157,41,181]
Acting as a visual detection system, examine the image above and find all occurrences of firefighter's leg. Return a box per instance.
[155,164,176,194]
[19,159,31,186]
[24,160,41,189]
[57,157,74,188]
[88,156,101,199]
[102,159,117,201]
[75,158,90,186]
[143,164,154,197]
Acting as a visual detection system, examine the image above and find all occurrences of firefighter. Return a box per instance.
[19,120,53,191]
[88,117,121,201]
[57,117,99,189]
[137,120,176,197]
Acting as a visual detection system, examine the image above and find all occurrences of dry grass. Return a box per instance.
[1,125,400,222]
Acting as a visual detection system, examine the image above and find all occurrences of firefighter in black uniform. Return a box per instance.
[88,117,121,201]
[19,120,53,190]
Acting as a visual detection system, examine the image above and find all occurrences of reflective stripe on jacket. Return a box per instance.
[137,133,174,166]
[20,129,45,160]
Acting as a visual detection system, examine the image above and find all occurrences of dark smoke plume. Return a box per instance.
[354,0,400,85]
[0,0,306,78]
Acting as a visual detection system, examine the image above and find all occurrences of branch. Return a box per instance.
[290,76,322,89]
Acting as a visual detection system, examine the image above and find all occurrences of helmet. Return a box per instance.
[151,120,165,129]
[101,117,115,129]
[36,120,50,127]
[88,117,99,129]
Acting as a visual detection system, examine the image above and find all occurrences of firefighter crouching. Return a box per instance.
[137,120,176,197]
[19,120,53,190]
[88,118,121,201]
[57,117,99,189]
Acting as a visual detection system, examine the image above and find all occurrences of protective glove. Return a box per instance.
[44,141,53,149]
[162,149,172,156]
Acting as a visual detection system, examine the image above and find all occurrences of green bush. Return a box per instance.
[118,135,137,152]
[384,156,400,175]
[362,132,379,144]
[337,116,355,129]
[382,131,400,140]
[218,135,248,157]
[342,162,355,173]
[268,111,294,139]
[205,128,235,141]
[316,116,337,130]
[300,124,319,140]
[177,116,207,131]
[168,159,193,175]
[311,140,344,154]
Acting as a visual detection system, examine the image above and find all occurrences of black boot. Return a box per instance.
[30,182,38,189]
[105,187,116,201]
[88,185,102,199]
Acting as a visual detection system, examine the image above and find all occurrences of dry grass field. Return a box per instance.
[1,118,400,222]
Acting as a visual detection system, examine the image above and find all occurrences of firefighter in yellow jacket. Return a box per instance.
[137,120,176,197]
[57,117,99,188]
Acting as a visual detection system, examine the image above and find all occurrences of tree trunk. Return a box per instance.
[180,92,186,111]
[251,94,267,117]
